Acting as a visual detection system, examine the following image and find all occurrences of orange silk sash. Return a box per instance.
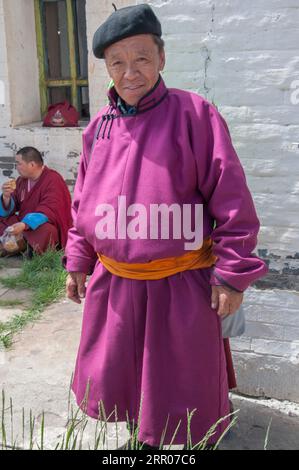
[97,237,217,280]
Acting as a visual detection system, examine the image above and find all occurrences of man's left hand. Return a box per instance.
[211,285,243,317]
[8,222,27,236]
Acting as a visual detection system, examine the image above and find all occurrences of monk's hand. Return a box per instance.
[66,272,87,304]
[211,285,243,318]
[8,222,26,236]
[2,182,14,206]
[2,181,15,198]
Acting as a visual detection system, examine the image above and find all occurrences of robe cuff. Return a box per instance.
[21,212,49,230]
[0,196,15,217]
[210,270,244,293]
[62,255,97,275]
[210,262,268,293]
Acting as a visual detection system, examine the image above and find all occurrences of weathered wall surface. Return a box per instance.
[0,0,298,401]
[0,0,85,189]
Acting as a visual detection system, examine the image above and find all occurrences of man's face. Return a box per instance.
[104,34,165,106]
[15,154,35,178]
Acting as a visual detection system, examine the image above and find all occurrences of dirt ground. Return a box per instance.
[1,256,298,450]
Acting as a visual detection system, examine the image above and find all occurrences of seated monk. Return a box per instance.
[0,146,72,256]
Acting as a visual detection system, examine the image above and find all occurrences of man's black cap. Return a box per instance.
[92,4,162,59]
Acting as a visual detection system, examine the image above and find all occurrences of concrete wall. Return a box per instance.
[3,0,41,126]
[146,0,299,402]
[0,0,298,401]
[0,0,11,128]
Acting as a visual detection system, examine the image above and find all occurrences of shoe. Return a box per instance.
[25,243,34,260]
[117,439,160,450]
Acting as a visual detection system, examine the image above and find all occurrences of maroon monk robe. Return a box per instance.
[0,166,72,253]
[223,338,237,389]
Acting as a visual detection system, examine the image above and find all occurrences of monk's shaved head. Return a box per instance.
[17,147,43,166]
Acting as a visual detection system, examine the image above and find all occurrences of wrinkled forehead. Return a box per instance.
[104,34,157,59]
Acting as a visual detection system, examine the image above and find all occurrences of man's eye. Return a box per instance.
[112,61,121,66]
[137,57,147,62]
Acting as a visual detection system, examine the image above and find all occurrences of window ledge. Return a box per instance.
[13,120,89,130]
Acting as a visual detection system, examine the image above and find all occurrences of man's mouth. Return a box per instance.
[125,85,144,90]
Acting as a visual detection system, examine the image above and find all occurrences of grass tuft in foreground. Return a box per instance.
[0,382,239,450]
[0,249,67,349]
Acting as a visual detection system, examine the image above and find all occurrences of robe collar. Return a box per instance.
[94,76,168,140]
[107,75,168,115]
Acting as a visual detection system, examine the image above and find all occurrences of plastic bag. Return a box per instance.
[0,227,22,253]
[221,305,245,338]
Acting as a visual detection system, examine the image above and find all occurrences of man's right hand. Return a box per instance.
[66,272,87,304]
[2,181,15,200]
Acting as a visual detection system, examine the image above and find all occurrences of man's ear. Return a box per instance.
[159,49,166,72]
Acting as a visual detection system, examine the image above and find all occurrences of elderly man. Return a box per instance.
[0,146,72,256]
[64,4,268,450]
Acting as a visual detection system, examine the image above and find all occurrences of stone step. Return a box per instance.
[0,307,25,323]
[0,267,22,280]
[0,288,32,308]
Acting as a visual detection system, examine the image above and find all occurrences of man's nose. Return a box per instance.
[123,64,139,80]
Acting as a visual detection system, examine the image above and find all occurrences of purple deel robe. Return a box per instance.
[63,76,268,446]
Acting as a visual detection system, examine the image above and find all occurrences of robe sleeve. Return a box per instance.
[196,102,268,292]
[0,195,15,217]
[62,150,98,274]
[21,213,49,230]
